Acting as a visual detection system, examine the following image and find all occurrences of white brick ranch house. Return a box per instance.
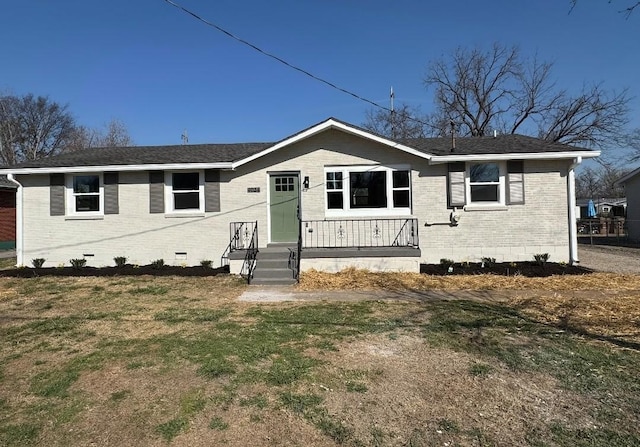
[0,118,599,283]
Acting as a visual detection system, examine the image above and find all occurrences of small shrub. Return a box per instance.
[533,253,550,266]
[31,258,46,268]
[113,256,127,268]
[200,259,213,269]
[439,258,454,266]
[480,256,496,267]
[69,258,86,270]
[151,259,165,269]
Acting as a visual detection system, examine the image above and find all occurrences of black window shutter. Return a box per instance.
[204,169,220,212]
[507,160,525,205]
[50,173,65,216]
[149,171,165,213]
[104,172,119,214]
[447,162,466,208]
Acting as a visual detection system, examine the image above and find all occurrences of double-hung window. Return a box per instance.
[325,166,411,216]
[166,171,204,213]
[67,174,103,215]
[467,162,505,205]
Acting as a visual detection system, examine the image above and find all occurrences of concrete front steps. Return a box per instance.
[250,244,297,286]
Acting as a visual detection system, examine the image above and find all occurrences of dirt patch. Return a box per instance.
[317,334,596,446]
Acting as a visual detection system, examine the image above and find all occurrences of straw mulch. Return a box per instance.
[510,292,640,343]
[299,268,640,344]
[298,268,640,291]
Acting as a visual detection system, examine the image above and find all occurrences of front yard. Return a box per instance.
[1,273,639,446]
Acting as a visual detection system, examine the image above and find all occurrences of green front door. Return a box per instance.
[270,174,299,243]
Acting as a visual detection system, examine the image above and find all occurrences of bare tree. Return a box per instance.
[0,94,76,165]
[576,160,629,199]
[67,119,133,151]
[626,128,640,161]
[570,0,640,18]
[0,96,20,165]
[363,104,429,139]
[422,43,630,147]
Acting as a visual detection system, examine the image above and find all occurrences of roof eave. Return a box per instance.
[428,150,600,165]
[0,162,234,175]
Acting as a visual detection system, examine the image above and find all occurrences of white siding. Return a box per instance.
[18,129,572,268]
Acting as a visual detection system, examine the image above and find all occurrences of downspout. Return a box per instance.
[567,156,582,265]
[7,174,23,267]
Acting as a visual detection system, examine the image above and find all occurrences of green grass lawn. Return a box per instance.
[0,275,639,446]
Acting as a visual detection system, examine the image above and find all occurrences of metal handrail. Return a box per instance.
[241,221,258,283]
[221,222,246,267]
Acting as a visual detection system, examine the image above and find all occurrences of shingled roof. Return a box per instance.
[8,142,272,169]
[400,134,591,156]
[1,118,596,172]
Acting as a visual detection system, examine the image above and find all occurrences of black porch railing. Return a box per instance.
[301,218,419,249]
[221,221,258,267]
[240,222,259,283]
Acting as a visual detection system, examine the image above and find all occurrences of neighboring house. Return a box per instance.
[576,198,626,218]
[0,175,17,250]
[615,169,640,241]
[0,118,599,277]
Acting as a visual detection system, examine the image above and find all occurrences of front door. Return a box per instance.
[270,174,299,243]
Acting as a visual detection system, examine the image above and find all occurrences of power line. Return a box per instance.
[161,0,429,128]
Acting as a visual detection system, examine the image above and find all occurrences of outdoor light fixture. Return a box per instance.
[303,176,310,189]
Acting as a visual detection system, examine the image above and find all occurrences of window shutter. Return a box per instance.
[50,173,65,216]
[149,171,164,213]
[204,169,220,212]
[104,172,119,214]
[447,162,466,208]
[507,160,525,205]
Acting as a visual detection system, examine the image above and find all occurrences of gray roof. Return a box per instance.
[10,143,272,169]
[3,118,594,171]
[400,134,589,156]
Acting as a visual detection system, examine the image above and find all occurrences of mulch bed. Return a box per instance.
[0,264,230,278]
[420,262,591,277]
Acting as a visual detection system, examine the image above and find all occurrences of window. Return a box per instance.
[166,171,204,213]
[326,172,343,209]
[325,166,411,216]
[467,162,505,205]
[67,174,103,215]
[350,171,387,208]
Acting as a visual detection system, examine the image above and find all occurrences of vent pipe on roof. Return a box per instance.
[493,129,497,138]
[450,120,455,152]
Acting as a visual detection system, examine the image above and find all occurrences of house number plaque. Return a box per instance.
[247,187,260,193]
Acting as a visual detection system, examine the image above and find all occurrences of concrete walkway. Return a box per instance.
[238,285,518,303]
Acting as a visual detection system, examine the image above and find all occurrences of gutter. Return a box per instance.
[429,150,600,164]
[567,156,582,265]
[6,174,22,267]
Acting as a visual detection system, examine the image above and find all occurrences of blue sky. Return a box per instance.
[1,0,638,149]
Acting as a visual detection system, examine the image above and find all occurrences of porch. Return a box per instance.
[225,218,421,282]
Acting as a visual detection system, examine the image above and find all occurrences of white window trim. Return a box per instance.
[65,173,104,217]
[324,165,412,217]
[164,170,205,214]
[464,162,506,209]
